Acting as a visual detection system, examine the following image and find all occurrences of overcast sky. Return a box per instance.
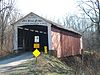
[16,0,79,22]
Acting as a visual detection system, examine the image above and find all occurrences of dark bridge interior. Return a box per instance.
[18,25,48,52]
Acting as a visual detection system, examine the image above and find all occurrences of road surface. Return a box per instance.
[0,52,33,73]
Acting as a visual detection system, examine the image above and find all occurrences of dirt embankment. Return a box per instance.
[1,52,100,75]
[1,54,74,75]
[61,52,100,75]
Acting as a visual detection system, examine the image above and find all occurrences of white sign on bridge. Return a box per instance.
[34,36,39,43]
[19,14,47,25]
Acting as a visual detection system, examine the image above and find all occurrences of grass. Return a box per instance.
[61,51,100,75]
[1,51,99,75]
[1,54,75,75]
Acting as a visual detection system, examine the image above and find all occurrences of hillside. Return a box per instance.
[1,54,74,75]
[0,52,100,75]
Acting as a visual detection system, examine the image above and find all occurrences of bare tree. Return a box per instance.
[63,13,90,32]
[0,0,14,50]
[0,0,21,56]
[77,0,100,51]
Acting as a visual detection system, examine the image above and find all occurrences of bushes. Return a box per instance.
[61,51,100,75]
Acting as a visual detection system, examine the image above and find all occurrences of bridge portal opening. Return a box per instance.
[17,25,48,52]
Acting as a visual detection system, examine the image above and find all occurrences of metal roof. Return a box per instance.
[12,12,81,35]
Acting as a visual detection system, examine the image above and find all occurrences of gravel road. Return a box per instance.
[0,52,33,73]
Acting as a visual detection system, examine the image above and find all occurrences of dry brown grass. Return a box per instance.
[1,54,74,75]
[62,51,100,75]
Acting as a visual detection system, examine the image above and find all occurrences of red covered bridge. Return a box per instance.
[12,12,83,58]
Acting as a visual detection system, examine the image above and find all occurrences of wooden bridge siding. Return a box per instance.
[51,27,81,58]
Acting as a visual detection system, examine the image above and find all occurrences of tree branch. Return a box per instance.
[82,24,94,33]
[0,6,11,13]
[79,5,97,23]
